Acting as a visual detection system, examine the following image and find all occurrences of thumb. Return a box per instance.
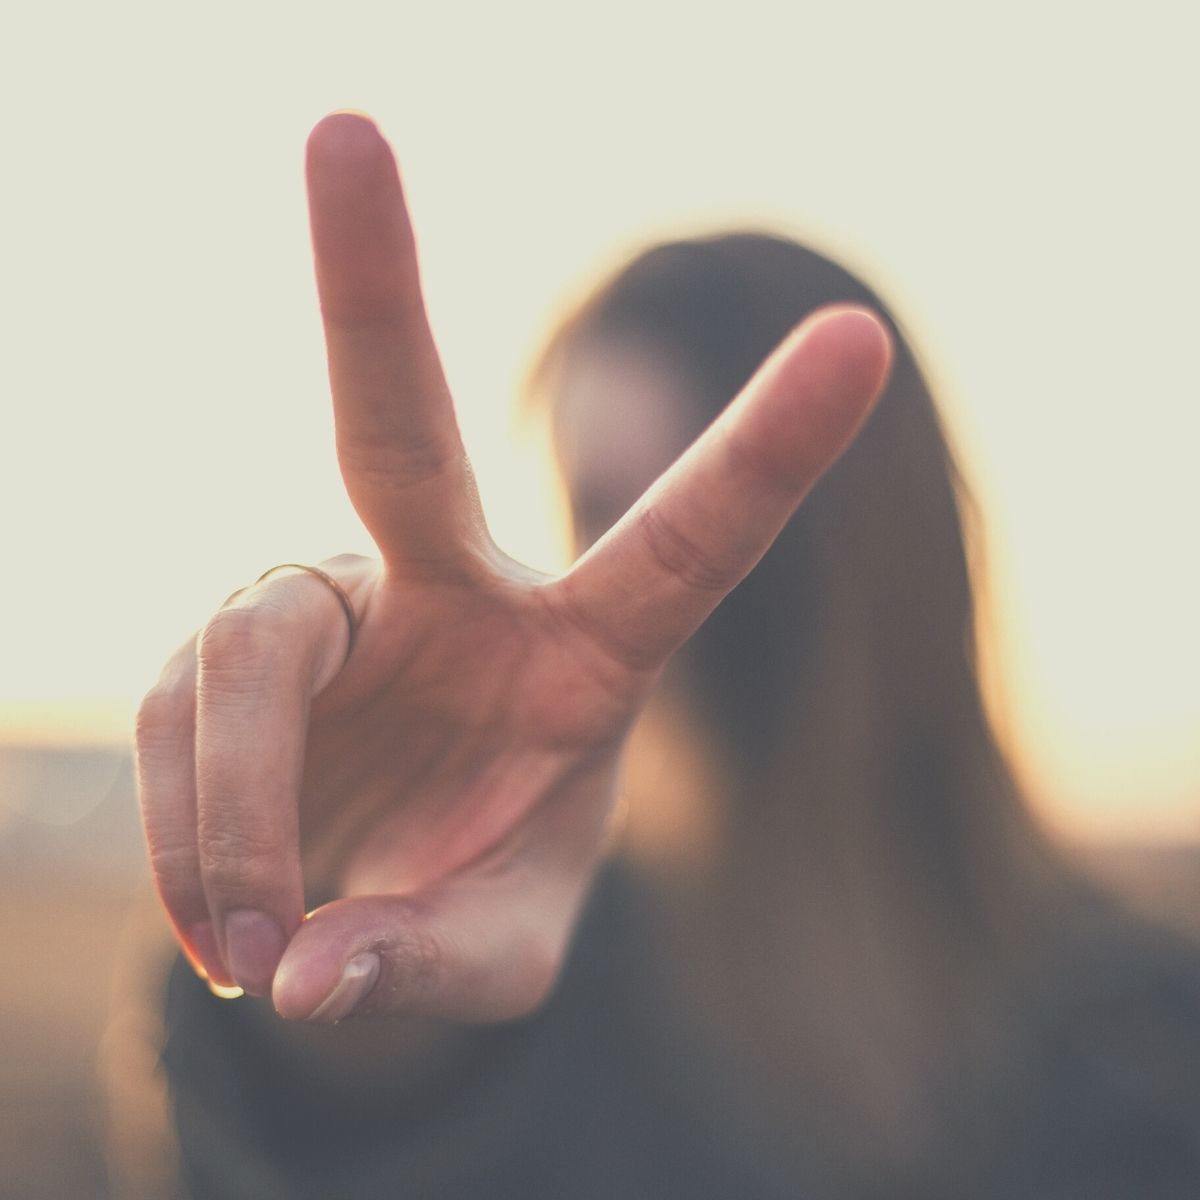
[272,863,589,1024]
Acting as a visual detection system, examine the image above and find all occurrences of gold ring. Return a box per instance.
[254,563,359,665]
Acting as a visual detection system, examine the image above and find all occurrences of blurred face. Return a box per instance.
[551,338,728,862]
[551,339,699,551]
[549,343,724,868]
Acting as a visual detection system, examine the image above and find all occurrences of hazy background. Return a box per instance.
[3,1,1198,836]
[0,3,1198,1195]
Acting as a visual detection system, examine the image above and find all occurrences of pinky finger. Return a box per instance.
[135,638,237,992]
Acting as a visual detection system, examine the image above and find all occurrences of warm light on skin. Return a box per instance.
[3,3,1197,842]
[206,981,246,1002]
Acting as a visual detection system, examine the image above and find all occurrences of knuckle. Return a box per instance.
[635,504,735,594]
[198,605,293,683]
[146,836,202,897]
[135,683,192,757]
[370,911,565,1020]
[375,918,445,1011]
[337,430,458,494]
[197,826,283,896]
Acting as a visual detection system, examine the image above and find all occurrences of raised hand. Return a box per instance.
[135,113,892,1024]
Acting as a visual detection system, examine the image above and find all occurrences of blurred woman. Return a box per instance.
[142,115,1200,1200]
[537,231,1200,1195]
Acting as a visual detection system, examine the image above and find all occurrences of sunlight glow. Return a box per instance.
[3,1,1197,841]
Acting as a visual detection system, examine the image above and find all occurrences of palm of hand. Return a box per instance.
[302,561,645,902]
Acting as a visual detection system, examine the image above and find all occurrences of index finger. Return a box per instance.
[306,113,485,570]
[557,306,893,670]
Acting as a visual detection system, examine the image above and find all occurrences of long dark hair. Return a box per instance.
[534,233,1085,1183]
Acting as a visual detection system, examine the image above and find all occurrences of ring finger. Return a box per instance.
[193,557,370,996]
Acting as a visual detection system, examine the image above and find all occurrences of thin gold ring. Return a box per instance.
[254,563,359,665]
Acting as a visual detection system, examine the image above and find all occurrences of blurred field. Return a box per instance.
[2,743,1200,1199]
[0,746,148,1200]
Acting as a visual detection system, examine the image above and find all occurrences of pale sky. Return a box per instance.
[2,2,1197,841]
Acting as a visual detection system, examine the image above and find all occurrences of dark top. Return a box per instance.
[162,863,1200,1199]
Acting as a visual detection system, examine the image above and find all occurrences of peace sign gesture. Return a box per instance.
[135,113,891,1024]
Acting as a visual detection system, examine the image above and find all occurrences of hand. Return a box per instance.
[135,113,892,1024]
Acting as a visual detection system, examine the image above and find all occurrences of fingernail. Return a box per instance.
[224,910,286,997]
[308,953,381,1023]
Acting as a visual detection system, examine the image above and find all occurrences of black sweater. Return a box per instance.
[163,863,1200,1199]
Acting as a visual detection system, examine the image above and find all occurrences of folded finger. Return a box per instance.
[194,562,366,996]
[136,638,237,990]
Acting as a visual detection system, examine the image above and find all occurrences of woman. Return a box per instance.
[537,231,1200,1195]
[140,114,1200,1198]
